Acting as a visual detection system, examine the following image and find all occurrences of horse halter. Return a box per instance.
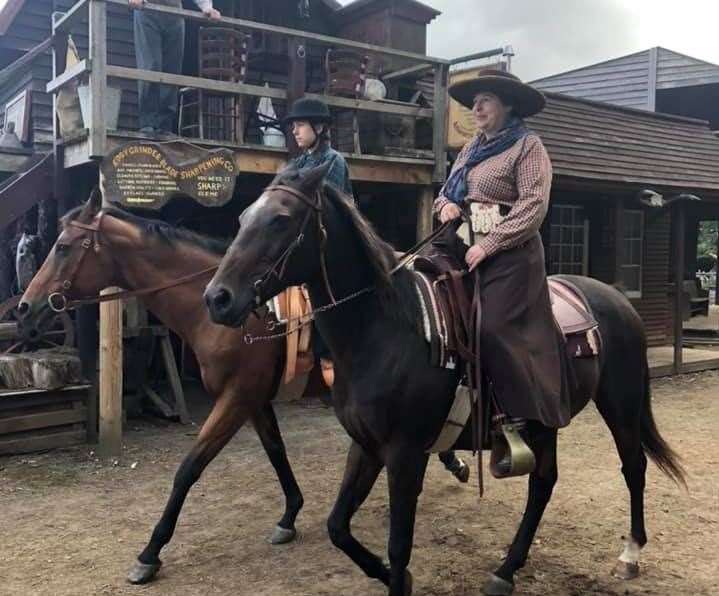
[251,184,337,306]
[47,212,108,312]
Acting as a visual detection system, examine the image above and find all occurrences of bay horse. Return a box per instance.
[204,163,686,596]
[16,189,468,586]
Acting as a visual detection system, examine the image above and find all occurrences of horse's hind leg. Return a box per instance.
[127,393,250,584]
[595,385,647,580]
[327,441,388,586]
[386,447,429,596]
[438,450,470,483]
[484,425,558,596]
[252,402,304,544]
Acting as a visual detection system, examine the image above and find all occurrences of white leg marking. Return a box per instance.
[618,537,642,564]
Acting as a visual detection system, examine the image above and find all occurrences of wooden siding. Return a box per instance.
[527,93,719,192]
[656,48,719,90]
[634,208,672,346]
[532,50,651,111]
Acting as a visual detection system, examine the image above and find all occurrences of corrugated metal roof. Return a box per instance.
[527,92,719,191]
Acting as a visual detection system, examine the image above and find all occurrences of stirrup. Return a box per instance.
[489,418,536,479]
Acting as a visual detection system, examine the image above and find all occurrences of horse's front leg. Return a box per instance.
[127,392,251,584]
[386,447,429,596]
[251,402,304,544]
[484,424,558,595]
[327,441,388,585]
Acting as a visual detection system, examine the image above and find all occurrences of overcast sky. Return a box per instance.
[339,0,719,80]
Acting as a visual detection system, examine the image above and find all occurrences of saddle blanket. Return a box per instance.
[413,271,601,370]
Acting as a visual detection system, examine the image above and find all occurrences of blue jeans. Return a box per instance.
[133,10,184,131]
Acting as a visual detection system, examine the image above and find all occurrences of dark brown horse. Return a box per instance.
[17,190,468,585]
[205,164,686,596]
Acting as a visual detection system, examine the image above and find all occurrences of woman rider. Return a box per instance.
[284,97,352,387]
[435,69,571,476]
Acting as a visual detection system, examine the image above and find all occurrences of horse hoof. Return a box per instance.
[482,573,514,595]
[454,460,470,484]
[127,559,162,584]
[269,525,297,545]
[612,560,640,580]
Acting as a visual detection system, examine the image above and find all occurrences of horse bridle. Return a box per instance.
[47,212,108,312]
[46,211,217,312]
[250,184,337,307]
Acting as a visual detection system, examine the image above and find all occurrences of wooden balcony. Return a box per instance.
[46,0,452,186]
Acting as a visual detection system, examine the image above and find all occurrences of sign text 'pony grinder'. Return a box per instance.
[100,141,237,209]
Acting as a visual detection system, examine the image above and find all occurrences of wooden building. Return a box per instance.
[0,0,451,453]
[449,76,719,362]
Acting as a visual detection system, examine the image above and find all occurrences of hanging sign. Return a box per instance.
[100,140,237,209]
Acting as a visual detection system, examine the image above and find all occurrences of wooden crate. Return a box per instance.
[0,384,91,455]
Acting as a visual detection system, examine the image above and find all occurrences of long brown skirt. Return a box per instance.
[477,233,571,428]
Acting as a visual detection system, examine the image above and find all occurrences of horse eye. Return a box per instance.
[55,243,69,255]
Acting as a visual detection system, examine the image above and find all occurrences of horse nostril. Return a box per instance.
[17,301,30,317]
[206,286,233,314]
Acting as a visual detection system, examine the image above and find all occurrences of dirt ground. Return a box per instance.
[1,371,718,596]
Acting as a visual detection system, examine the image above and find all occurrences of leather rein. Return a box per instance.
[243,185,452,344]
[46,212,218,313]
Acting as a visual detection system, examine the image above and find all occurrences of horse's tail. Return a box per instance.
[640,364,687,487]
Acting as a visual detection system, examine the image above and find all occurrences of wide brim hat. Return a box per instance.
[284,97,332,126]
[449,68,546,117]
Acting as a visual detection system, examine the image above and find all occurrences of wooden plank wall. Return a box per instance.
[532,50,651,110]
[550,190,672,347]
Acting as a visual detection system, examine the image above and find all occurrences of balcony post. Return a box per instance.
[432,63,449,183]
[286,36,307,157]
[88,0,107,158]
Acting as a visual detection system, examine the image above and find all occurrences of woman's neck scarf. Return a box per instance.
[443,116,529,205]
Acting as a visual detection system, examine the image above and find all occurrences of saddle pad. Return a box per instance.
[414,271,457,370]
[548,278,598,335]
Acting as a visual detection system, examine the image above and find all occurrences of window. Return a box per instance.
[620,210,644,298]
[548,205,589,276]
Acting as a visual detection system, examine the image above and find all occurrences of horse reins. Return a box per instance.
[243,183,453,344]
[47,212,218,312]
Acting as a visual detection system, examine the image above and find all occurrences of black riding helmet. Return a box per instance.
[284,97,332,127]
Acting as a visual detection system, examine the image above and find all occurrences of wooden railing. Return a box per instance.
[47,0,452,182]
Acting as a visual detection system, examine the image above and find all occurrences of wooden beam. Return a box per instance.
[450,48,505,66]
[98,286,122,457]
[53,0,89,34]
[647,47,658,111]
[286,37,306,157]
[103,0,449,65]
[382,63,433,82]
[46,58,91,93]
[347,158,432,185]
[416,186,434,241]
[106,65,286,100]
[87,0,107,158]
[613,196,626,287]
[159,335,189,424]
[432,63,449,183]
[304,92,433,119]
[672,203,686,374]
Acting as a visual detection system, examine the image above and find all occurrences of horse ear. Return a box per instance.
[298,161,332,194]
[80,187,103,219]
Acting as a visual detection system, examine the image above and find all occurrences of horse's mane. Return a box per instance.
[63,204,230,256]
[271,168,421,332]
